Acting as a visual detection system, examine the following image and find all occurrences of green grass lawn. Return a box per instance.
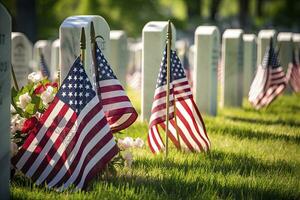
[11,91,300,199]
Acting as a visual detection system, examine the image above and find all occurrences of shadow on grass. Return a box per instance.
[104,151,299,200]
[134,150,297,178]
[11,150,299,199]
[226,116,300,128]
[208,121,300,145]
[102,150,299,199]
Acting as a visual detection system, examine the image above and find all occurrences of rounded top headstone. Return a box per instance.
[243,34,256,41]
[258,30,276,38]
[223,29,243,39]
[52,38,60,48]
[292,33,300,42]
[195,26,219,35]
[143,21,174,32]
[34,40,51,49]
[277,32,293,41]
[61,15,109,29]
[110,30,126,39]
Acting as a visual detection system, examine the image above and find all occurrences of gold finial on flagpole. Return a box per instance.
[57,70,60,87]
[80,27,86,66]
[165,20,172,157]
[11,64,19,91]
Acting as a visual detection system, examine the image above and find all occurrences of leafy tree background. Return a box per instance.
[1,0,299,42]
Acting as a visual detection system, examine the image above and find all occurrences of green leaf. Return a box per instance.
[24,103,37,116]
[11,87,25,117]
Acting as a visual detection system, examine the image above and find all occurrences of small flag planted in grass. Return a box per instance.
[148,46,210,154]
[286,49,300,93]
[91,28,137,133]
[248,38,286,109]
[12,57,118,190]
[93,44,138,132]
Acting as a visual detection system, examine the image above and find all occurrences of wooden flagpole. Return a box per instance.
[165,20,172,157]
[11,64,19,91]
[80,27,86,65]
[174,98,181,151]
[90,21,109,177]
[166,21,181,151]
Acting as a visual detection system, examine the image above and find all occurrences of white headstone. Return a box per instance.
[109,30,128,86]
[127,41,137,74]
[141,21,176,121]
[221,29,244,107]
[11,32,33,87]
[277,32,293,71]
[292,33,300,49]
[257,30,277,65]
[193,26,220,116]
[243,34,257,97]
[0,3,11,198]
[60,15,110,81]
[134,42,142,72]
[175,39,189,69]
[188,44,195,72]
[50,39,60,80]
[33,40,52,75]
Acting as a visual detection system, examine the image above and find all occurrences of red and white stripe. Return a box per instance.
[287,62,300,93]
[12,96,118,190]
[98,79,138,133]
[249,66,286,109]
[148,77,210,153]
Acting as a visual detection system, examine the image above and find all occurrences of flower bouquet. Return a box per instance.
[10,72,145,180]
[10,72,58,155]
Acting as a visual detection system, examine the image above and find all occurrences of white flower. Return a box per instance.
[118,137,134,150]
[11,114,25,134]
[16,117,25,131]
[133,138,144,148]
[41,86,55,105]
[123,151,133,168]
[10,142,18,157]
[28,72,42,83]
[16,92,31,110]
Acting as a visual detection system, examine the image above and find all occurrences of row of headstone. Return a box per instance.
[9,14,299,123]
[139,25,299,120]
[11,33,61,86]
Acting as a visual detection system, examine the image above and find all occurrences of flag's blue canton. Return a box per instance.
[261,43,280,69]
[40,53,50,77]
[156,48,186,88]
[57,57,96,114]
[94,43,117,83]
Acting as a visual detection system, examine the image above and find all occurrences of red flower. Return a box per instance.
[34,84,46,94]
[34,82,57,94]
[22,117,38,133]
[45,82,58,88]
[51,82,58,88]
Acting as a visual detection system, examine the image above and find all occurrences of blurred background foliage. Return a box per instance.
[1,0,299,42]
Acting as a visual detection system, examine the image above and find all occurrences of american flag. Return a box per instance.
[93,43,138,133]
[12,57,118,190]
[148,47,210,153]
[286,49,300,93]
[248,39,286,109]
[39,50,51,78]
